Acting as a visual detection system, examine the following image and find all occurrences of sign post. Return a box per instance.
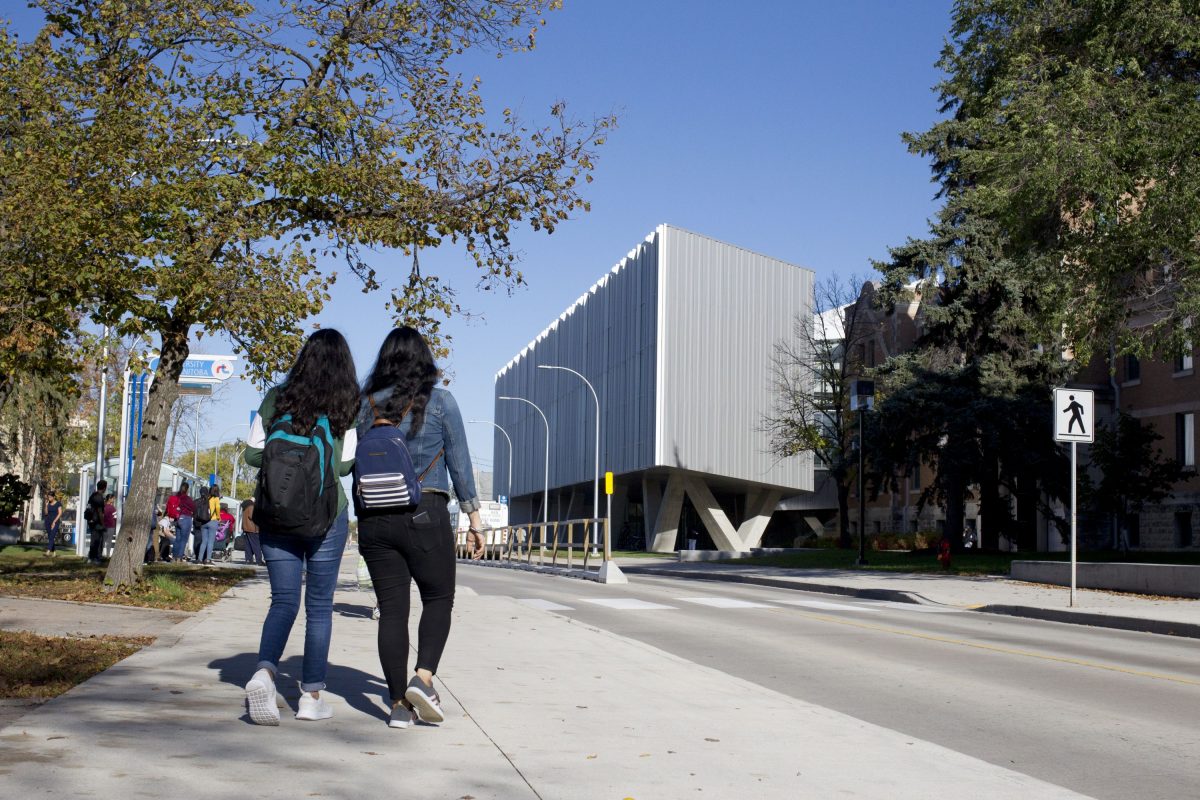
[1053,388,1094,607]
[597,470,626,585]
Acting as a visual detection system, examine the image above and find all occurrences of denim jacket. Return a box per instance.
[357,387,479,513]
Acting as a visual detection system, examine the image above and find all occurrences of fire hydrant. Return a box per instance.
[937,538,952,570]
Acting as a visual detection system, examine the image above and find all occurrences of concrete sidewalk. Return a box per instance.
[0,552,1093,799]
[616,559,1200,638]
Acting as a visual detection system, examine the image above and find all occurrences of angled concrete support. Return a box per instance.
[642,477,663,551]
[736,489,784,550]
[682,475,744,552]
[648,473,685,553]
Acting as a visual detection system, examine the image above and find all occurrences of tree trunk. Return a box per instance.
[836,481,852,549]
[943,464,966,552]
[103,326,188,590]
[978,455,1003,551]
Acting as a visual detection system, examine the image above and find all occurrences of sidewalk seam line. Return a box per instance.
[435,669,544,800]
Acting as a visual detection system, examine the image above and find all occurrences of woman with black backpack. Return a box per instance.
[356,326,485,730]
[241,329,360,725]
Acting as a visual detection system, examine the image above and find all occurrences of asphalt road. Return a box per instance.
[456,564,1200,800]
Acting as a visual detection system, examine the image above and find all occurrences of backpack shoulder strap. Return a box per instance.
[419,449,444,481]
[368,395,414,428]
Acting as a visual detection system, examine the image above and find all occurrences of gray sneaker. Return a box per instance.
[388,702,414,729]
[403,676,444,723]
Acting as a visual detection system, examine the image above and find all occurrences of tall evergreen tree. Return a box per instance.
[874,207,1071,551]
[901,0,1200,358]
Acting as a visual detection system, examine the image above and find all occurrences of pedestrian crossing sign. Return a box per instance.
[1054,388,1094,444]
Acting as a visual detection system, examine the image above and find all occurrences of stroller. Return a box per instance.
[213,510,236,562]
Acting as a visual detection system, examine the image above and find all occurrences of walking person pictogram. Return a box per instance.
[1064,394,1087,434]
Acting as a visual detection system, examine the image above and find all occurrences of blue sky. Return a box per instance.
[10,1,956,478]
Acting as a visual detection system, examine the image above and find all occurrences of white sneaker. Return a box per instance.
[245,669,280,726]
[388,703,414,729]
[296,692,333,721]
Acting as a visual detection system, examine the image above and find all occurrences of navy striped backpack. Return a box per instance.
[353,398,441,510]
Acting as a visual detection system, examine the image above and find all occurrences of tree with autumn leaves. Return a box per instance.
[0,0,612,588]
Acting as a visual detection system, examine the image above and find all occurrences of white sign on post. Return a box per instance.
[1053,388,1094,444]
[1053,386,1094,609]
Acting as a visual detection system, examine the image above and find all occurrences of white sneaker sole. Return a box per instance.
[404,685,445,724]
[295,704,333,721]
[245,679,280,726]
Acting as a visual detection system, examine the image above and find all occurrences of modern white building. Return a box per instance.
[493,224,814,552]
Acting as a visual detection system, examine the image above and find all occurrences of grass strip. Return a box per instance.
[0,544,255,612]
[0,629,154,699]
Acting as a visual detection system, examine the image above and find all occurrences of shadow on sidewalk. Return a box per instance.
[332,600,373,619]
[208,653,391,723]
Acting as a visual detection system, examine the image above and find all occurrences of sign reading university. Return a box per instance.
[1053,388,1094,444]
[147,354,238,386]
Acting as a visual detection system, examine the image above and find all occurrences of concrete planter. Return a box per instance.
[1010,560,1200,599]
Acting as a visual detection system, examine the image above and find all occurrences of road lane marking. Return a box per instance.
[777,599,962,614]
[787,610,1200,687]
[517,599,574,612]
[579,598,676,610]
[677,597,777,609]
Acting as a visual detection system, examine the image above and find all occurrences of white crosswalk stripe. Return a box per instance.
[517,598,574,612]
[579,598,676,610]
[677,596,777,609]
[777,599,963,614]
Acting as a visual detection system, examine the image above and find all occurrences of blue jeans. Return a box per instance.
[197,520,218,562]
[256,510,348,692]
[172,516,192,559]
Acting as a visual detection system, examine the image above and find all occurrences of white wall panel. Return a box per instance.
[494,232,659,503]
[656,225,813,491]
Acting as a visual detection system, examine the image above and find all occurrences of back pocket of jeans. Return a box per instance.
[411,509,445,552]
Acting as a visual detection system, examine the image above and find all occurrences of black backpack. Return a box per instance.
[253,413,338,539]
[193,496,212,524]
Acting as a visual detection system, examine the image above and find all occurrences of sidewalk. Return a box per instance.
[0,551,1092,799]
[616,559,1200,638]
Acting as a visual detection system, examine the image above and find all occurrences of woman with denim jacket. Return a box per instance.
[356,326,486,729]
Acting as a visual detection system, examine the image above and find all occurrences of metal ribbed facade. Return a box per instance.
[494,224,813,513]
[494,230,660,503]
[656,226,812,491]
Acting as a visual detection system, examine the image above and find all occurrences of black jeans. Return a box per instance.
[87,523,105,561]
[358,494,456,703]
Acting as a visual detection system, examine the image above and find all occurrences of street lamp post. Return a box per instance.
[537,365,601,555]
[209,423,250,488]
[851,379,874,567]
[468,420,512,503]
[498,396,550,528]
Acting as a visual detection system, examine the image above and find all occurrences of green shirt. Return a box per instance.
[243,387,355,516]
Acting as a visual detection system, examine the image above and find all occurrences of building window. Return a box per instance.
[1176,346,1194,373]
[1126,514,1140,548]
[1178,413,1196,468]
[910,467,921,491]
[866,341,877,368]
[1125,354,1141,382]
[1175,512,1193,548]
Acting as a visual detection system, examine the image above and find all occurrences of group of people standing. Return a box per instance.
[242,326,486,729]
[161,482,236,564]
[58,478,263,566]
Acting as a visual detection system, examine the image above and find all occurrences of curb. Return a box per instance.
[974,604,1200,640]
[458,558,604,582]
[619,566,928,605]
[622,567,1196,639]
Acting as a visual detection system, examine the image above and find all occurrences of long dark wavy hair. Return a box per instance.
[362,326,438,436]
[275,328,360,433]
